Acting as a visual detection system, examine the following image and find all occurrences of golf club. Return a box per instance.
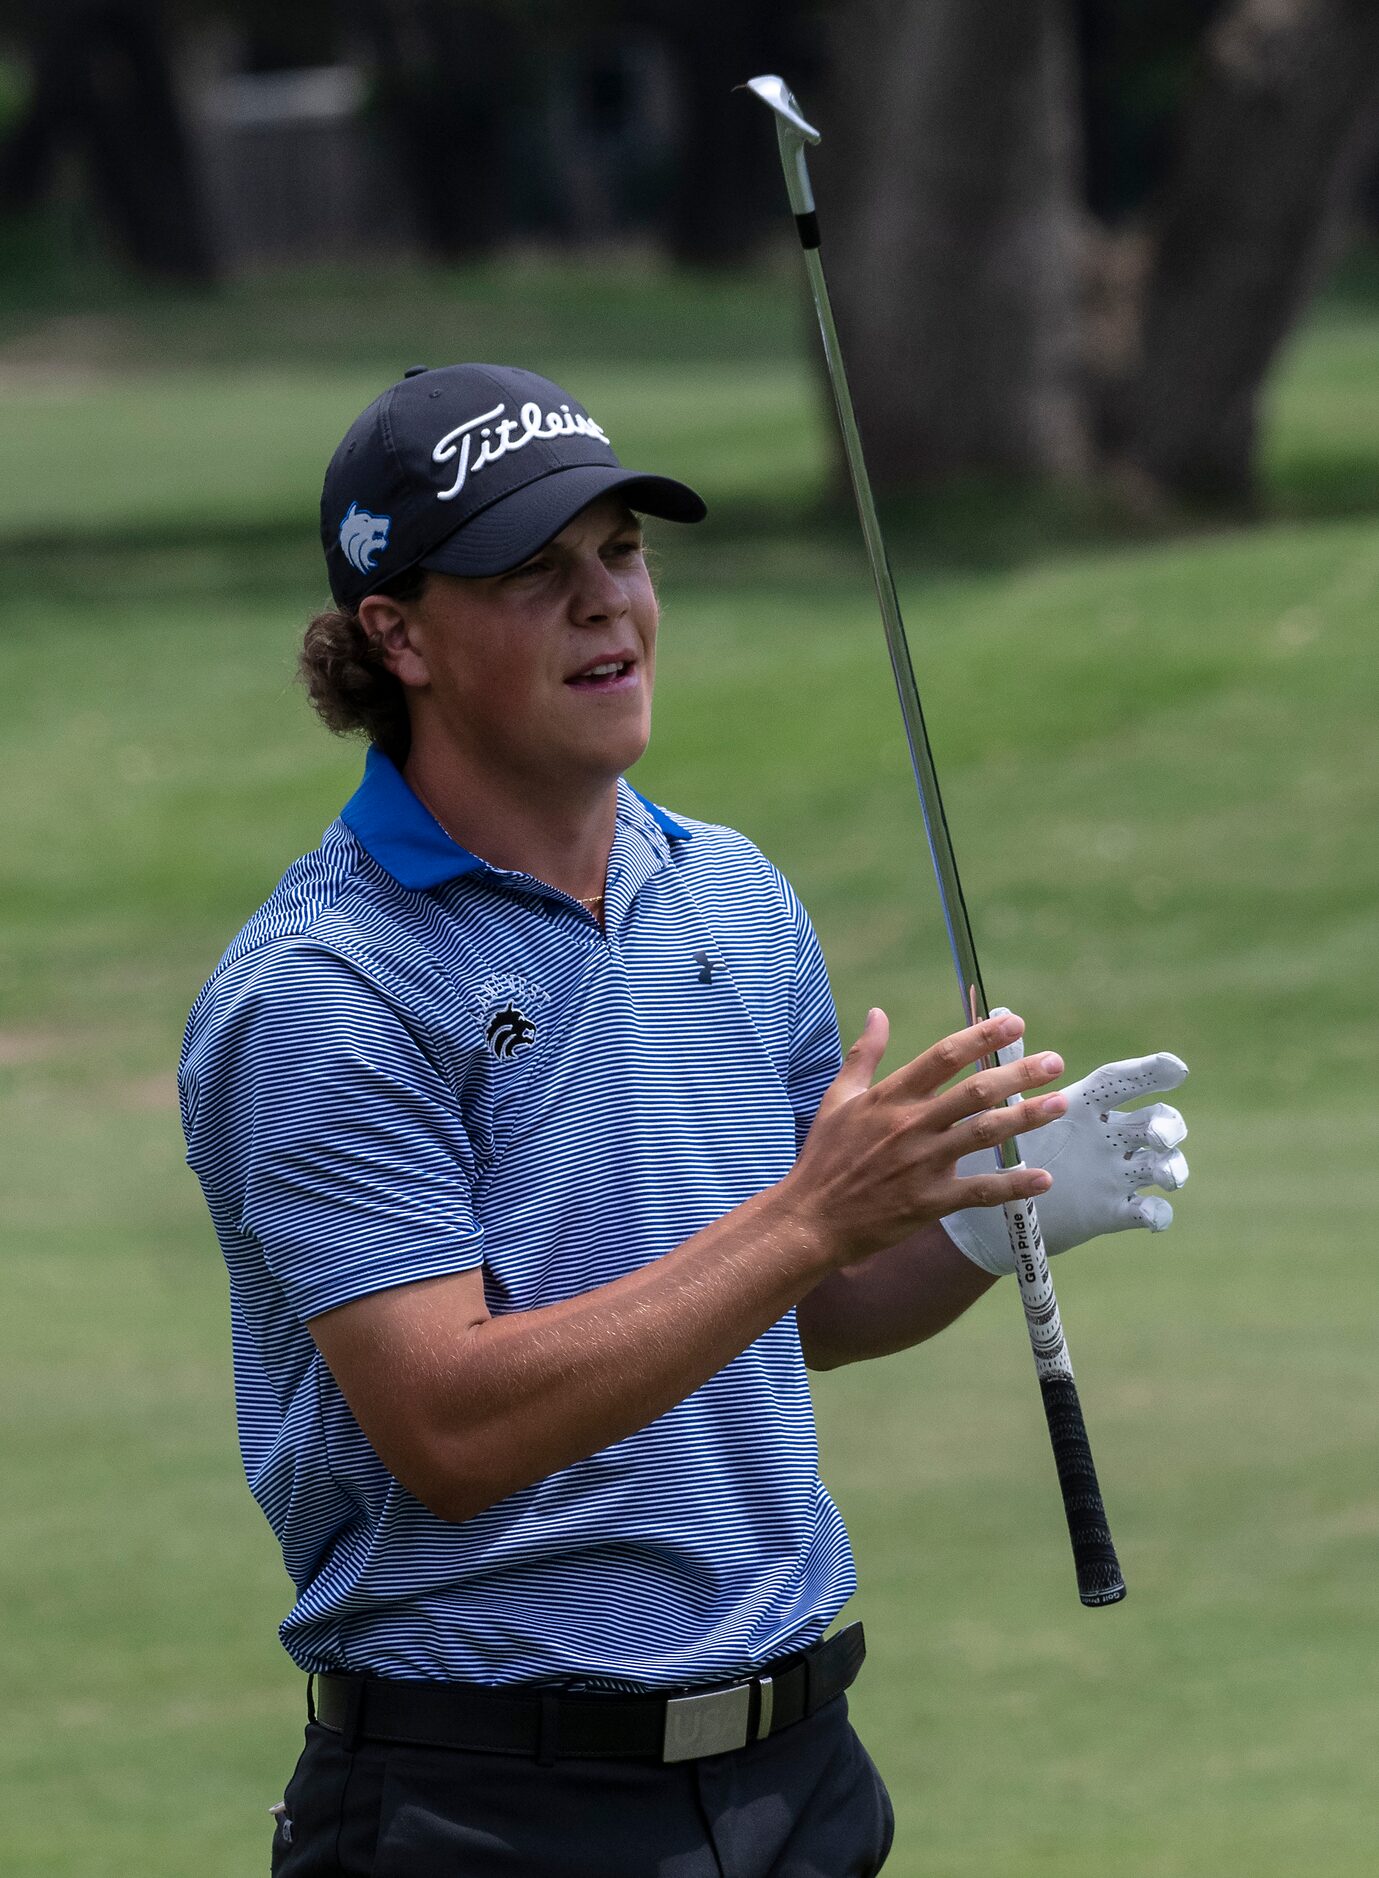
[746,73,1125,1608]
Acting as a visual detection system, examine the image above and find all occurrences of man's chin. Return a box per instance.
[533,735,649,800]
[582,720,652,784]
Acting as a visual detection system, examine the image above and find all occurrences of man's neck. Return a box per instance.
[403,746,620,903]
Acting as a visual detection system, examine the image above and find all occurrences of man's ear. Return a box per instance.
[358,593,430,690]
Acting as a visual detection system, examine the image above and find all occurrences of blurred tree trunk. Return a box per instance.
[1108,0,1379,509]
[361,0,531,260]
[821,0,1087,488]
[0,0,216,281]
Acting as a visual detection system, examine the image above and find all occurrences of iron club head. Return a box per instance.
[743,75,821,145]
[742,76,821,219]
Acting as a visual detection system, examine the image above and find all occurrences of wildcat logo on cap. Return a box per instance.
[339,501,392,573]
[432,401,613,502]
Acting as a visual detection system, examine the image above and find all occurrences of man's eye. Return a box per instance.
[606,539,643,559]
[507,559,550,580]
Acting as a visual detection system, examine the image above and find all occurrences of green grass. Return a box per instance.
[2,259,1377,1873]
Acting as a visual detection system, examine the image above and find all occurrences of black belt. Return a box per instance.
[311,1621,865,1765]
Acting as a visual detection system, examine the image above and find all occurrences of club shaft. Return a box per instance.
[799,241,993,1046]
[805,231,1124,1604]
[756,84,1125,1605]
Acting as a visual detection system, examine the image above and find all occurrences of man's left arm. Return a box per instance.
[797,1221,998,1369]
[796,1037,1190,1370]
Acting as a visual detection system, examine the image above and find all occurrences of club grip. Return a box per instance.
[1038,1374,1126,1606]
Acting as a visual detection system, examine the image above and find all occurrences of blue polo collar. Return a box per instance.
[340,746,692,892]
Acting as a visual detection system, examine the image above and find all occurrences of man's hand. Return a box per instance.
[942,1012,1189,1276]
[781,1008,1069,1263]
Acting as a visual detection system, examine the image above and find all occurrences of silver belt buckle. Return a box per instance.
[661,1681,752,1762]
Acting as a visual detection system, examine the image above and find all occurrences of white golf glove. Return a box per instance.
[943,1010,1189,1277]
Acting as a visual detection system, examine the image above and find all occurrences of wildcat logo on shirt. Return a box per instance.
[478,973,547,1062]
[486,1003,535,1059]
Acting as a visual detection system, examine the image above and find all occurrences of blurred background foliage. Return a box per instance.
[2,4,1377,1875]
[5,0,1379,509]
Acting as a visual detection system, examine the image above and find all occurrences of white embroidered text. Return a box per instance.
[432,402,613,501]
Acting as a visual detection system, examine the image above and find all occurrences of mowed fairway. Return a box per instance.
[1,267,1376,1875]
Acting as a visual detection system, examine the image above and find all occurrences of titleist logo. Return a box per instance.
[432,401,612,501]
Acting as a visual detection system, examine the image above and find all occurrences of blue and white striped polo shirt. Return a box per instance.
[180,747,855,1687]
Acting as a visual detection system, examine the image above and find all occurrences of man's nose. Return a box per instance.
[570,556,629,623]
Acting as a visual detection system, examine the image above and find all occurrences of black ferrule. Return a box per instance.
[795,210,820,250]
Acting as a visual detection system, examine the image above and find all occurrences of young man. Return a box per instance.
[180,364,1189,1876]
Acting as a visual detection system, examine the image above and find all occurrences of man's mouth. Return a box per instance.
[566,655,638,690]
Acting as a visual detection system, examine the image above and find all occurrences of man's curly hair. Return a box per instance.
[298,567,427,766]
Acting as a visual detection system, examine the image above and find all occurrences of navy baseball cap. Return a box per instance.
[321,363,707,607]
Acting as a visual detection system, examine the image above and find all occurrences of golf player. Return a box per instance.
[179,364,1189,1876]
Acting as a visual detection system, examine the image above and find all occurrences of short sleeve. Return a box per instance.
[181,945,484,1323]
[784,893,843,1154]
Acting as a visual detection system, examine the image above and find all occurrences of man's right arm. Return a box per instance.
[308,1009,1066,1523]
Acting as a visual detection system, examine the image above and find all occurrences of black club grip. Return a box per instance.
[1038,1374,1126,1606]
